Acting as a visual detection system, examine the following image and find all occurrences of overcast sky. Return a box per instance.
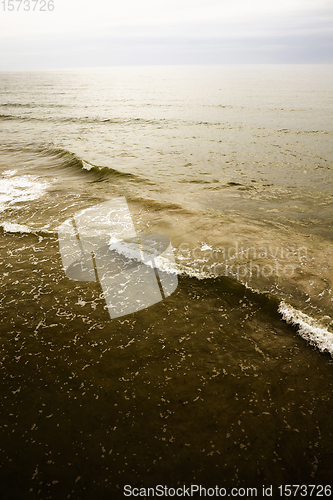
[0,0,332,69]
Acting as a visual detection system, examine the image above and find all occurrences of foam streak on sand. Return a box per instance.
[279,300,333,356]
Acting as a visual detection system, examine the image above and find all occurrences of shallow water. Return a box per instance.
[0,65,333,498]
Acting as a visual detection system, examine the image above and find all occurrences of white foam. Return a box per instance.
[0,175,49,212]
[2,222,31,234]
[279,301,333,356]
[201,243,212,251]
[2,169,18,177]
[82,160,93,171]
[109,237,142,263]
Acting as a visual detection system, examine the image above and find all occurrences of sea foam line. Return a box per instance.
[279,301,333,356]
[0,175,50,212]
[1,222,32,234]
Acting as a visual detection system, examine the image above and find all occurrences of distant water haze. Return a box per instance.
[0,0,332,68]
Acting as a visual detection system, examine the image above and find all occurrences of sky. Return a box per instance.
[0,0,332,69]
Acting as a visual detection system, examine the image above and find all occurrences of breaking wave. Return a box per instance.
[279,301,333,356]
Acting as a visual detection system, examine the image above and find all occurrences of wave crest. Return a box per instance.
[279,301,333,356]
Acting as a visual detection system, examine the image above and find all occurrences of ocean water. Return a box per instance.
[0,65,333,498]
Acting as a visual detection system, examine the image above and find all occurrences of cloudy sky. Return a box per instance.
[0,0,332,69]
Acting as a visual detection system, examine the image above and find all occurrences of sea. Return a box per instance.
[0,65,332,499]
